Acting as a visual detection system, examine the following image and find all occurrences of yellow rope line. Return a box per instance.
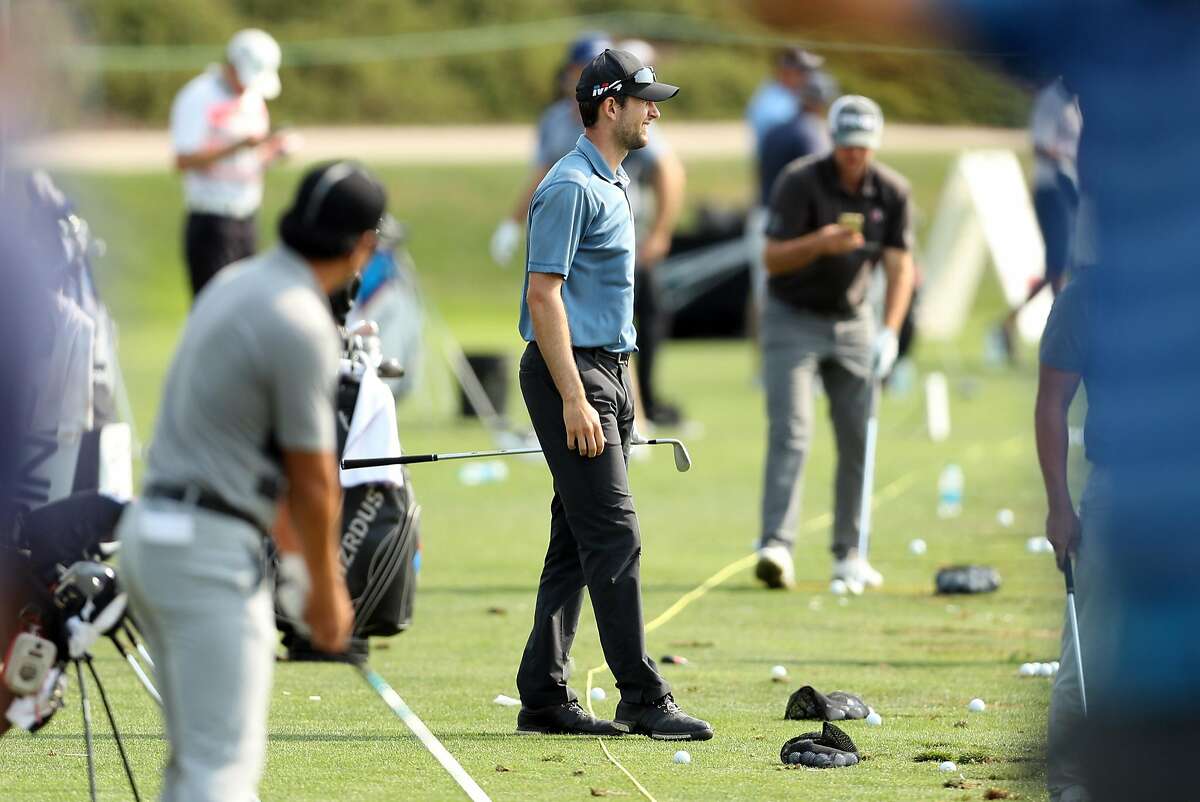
[582,469,918,800]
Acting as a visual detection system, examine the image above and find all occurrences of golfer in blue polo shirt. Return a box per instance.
[512,48,712,742]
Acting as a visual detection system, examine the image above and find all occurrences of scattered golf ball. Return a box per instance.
[1019,663,1037,676]
[308,695,321,702]
[1038,663,1056,677]
[939,760,957,772]
[967,698,986,712]
[865,712,883,726]
[770,665,788,680]
[1027,536,1054,554]
[1050,661,1060,673]
[830,578,848,595]
[996,508,1015,527]
[673,750,692,765]
[589,687,607,702]
[909,538,927,555]
[837,597,849,607]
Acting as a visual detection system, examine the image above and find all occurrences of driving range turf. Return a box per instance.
[1,152,1077,801]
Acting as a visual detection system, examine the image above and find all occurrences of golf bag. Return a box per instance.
[2,492,127,733]
[279,263,422,661]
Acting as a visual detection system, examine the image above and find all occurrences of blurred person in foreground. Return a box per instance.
[754,95,914,593]
[515,48,711,741]
[170,28,297,299]
[116,162,383,799]
[998,76,1081,360]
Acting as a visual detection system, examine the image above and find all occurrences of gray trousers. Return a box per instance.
[759,296,874,558]
[117,498,274,802]
[1047,470,1109,801]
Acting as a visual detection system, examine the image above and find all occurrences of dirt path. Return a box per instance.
[15,122,1026,172]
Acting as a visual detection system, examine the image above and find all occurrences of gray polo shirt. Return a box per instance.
[144,246,340,531]
[518,134,638,353]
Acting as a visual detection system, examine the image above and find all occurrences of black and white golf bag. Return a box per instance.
[278,273,422,661]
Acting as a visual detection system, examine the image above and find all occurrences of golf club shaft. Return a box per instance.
[856,382,881,556]
[112,635,163,707]
[358,666,491,802]
[1063,559,1088,716]
[343,439,684,470]
[76,660,97,802]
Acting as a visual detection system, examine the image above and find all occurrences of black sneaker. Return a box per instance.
[614,693,713,741]
[516,700,623,736]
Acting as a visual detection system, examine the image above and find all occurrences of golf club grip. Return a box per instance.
[1063,557,1076,592]
[342,454,435,469]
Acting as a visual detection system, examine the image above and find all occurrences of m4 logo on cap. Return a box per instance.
[591,80,623,97]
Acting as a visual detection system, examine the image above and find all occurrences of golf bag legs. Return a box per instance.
[75,657,143,802]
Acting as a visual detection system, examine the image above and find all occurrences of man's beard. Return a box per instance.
[617,118,648,151]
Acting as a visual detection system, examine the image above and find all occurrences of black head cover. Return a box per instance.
[935,565,1002,594]
[785,685,870,721]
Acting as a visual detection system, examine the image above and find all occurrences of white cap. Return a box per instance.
[227,28,282,100]
[828,94,883,150]
[616,39,657,67]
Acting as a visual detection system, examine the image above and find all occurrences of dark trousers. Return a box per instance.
[515,343,670,708]
[184,212,258,299]
[633,268,666,410]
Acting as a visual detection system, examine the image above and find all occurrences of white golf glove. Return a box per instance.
[489,218,522,267]
[872,328,899,378]
[275,552,312,634]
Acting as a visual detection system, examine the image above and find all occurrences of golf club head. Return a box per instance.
[664,439,692,472]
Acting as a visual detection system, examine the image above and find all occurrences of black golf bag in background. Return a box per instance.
[279,276,421,663]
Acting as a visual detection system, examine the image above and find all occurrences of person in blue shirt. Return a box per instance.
[514,48,712,743]
[745,47,825,151]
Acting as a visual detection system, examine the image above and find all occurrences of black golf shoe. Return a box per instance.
[515,700,623,736]
[613,693,714,741]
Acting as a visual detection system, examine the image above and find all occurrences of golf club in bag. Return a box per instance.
[1063,557,1088,716]
[342,437,693,473]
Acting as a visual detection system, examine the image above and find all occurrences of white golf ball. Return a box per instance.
[997,508,1015,527]
[967,698,986,712]
[830,578,848,595]
[1050,661,1060,673]
[1018,663,1037,676]
[865,712,883,726]
[589,687,607,702]
[673,750,692,765]
[1038,663,1055,677]
[770,665,788,680]
[939,760,957,772]
[909,538,927,555]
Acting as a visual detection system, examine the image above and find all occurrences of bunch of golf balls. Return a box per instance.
[788,751,858,768]
[1018,662,1059,677]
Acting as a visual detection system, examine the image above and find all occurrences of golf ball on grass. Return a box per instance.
[909,538,927,555]
[968,698,986,712]
[939,761,958,772]
[589,687,607,702]
[1038,663,1056,677]
[997,508,1015,527]
[1019,663,1037,676]
[866,712,883,726]
[770,665,788,680]
[1051,661,1060,673]
[673,750,691,765]
[830,578,848,595]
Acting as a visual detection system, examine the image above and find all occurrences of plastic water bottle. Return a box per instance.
[937,464,964,518]
[458,460,509,486]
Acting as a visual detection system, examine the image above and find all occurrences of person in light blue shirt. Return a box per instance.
[745,47,824,149]
[513,47,712,743]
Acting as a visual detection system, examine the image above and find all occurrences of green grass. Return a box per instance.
[2,153,1066,801]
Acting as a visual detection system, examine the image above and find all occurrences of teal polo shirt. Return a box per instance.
[518,134,638,354]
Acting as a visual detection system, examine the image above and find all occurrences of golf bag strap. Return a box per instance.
[144,484,266,539]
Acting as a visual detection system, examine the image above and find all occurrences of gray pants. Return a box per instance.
[1047,470,1110,801]
[759,296,873,557]
[117,499,274,802]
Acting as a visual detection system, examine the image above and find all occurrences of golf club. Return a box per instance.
[111,631,162,707]
[342,438,692,473]
[856,381,881,557]
[358,665,491,802]
[1063,557,1088,716]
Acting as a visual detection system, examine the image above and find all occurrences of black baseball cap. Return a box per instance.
[575,48,679,103]
[779,46,824,71]
[279,161,387,259]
